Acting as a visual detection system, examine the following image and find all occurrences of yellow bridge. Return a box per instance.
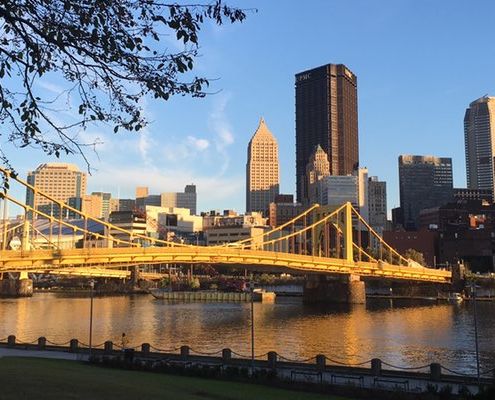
[0,167,451,285]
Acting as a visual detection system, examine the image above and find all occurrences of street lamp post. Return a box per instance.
[250,278,255,376]
[89,279,95,358]
[470,282,481,387]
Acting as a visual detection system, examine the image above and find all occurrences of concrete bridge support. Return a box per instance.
[130,266,141,286]
[303,274,366,304]
[0,272,33,297]
[451,263,466,292]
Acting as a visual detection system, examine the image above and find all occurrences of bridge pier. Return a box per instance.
[0,272,33,298]
[130,266,141,286]
[303,274,365,304]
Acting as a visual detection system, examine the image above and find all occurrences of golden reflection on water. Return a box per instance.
[0,293,493,373]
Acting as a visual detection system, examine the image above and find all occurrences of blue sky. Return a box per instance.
[3,0,495,214]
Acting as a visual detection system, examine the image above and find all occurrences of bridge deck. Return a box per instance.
[0,247,452,283]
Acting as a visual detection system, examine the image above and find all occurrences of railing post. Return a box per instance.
[267,351,277,369]
[371,358,382,376]
[69,338,79,353]
[316,354,326,371]
[104,341,113,355]
[141,343,150,356]
[37,337,46,350]
[222,348,232,364]
[180,345,190,360]
[7,335,16,347]
[430,363,441,381]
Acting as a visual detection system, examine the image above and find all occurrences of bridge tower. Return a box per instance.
[303,203,366,304]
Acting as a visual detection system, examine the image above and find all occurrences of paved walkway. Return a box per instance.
[0,347,86,361]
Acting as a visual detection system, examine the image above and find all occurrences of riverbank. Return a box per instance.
[0,357,342,400]
[1,335,491,397]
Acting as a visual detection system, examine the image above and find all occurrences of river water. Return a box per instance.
[0,293,493,375]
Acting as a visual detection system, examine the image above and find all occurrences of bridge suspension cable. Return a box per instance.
[225,203,321,248]
[0,167,188,249]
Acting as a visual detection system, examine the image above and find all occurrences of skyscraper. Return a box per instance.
[368,176,387,232]
[398,155,453,230]
[26,163,87,218]
[246,118,280,214]
[295,63,359,202]
[464,96,495,199]
[305,144,330,205]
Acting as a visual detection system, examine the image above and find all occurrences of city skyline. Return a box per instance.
[2,1,495,214]
[1,3,494,397]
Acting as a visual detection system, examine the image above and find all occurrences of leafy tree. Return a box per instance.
[0,0,250,179]
[404,248,426,265]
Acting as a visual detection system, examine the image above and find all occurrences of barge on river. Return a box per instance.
[149,289,275,303]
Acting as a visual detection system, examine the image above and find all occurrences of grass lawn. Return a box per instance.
[0,357,352,400]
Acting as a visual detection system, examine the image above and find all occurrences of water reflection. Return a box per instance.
[0,293,493,374]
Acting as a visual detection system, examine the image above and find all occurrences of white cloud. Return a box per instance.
[187,136,210,151]
[81,92,242,211]
[209,93,235,151]
[36,80,65,95]
[161,135,210,163]
[138,130,154,166]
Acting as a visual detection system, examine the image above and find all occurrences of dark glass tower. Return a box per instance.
[398,155,453,230]
[295,63,359,202]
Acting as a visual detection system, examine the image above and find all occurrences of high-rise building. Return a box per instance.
[453,188,492,203]
[108,210,146,247]
[317,175,358,207]
[82,194,103,219]
[295,63,359,202]
[246,118,280,214]
[357,168,369,221]
[136,185,197,215]
[398,155,453,230]
[26,163,87,218]
[314,168,368,219]
[305,144,330,205]
[91,192,113,220]
[368,176,387,232]
[118,198,136,212]
[135,186,149,199]
[464,96,495,200]
[161,184,197,215]
[268,194,304,228]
